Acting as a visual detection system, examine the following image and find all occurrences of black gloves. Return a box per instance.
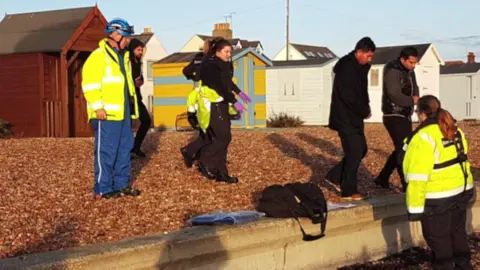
[187,112,199,130]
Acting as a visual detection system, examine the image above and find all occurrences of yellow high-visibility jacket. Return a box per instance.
[186,82,238,132]
[403,123,474,220]
[81,39,139,121]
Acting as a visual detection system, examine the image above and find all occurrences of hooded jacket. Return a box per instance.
[328,51,371,132]
[128,38,145,101]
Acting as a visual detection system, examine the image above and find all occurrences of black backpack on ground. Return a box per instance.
[256,182,328,241]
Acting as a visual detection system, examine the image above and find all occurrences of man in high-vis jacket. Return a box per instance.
[402,95,474,269]
[82,18,141,199]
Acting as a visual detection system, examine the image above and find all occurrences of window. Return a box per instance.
[369,69,379,87]
[146,60,155,80]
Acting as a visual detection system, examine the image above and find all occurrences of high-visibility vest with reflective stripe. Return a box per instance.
[403,124,473,216]
[186,82,238,132]
[81,39,139,121]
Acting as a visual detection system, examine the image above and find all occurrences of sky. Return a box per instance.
[1,0,480,61]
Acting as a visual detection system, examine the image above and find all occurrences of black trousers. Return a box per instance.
[421,206,472,270]
[326,128,367,197]
[133,101,152,151]
[199,102,232,175]
[376,116,412,189]
[184,130,211,160]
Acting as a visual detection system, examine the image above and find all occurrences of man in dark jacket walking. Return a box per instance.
[374,46,419,192]
[129,38,152,158]
[326,37,376,200]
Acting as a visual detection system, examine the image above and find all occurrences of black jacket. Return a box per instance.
[183,54,241,95]
[199,56,238,104]
[183,52,205,82]
[130,58,143,101]
[328,52,371,132]
[381,59,419,117]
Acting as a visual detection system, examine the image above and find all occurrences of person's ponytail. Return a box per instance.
[437,108,457,140]
[203,39,212,54]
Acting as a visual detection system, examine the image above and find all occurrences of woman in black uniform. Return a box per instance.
[180,38,251,172]
[196,38,246,183]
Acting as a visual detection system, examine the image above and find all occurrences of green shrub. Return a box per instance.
[0,119,13,138]
[267,112,304,128]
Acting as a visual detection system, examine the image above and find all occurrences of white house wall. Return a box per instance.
[179,35,204,52]
[141,35,168,113]
[440,73,480,120]
[273,45,306,61]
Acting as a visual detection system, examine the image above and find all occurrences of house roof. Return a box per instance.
[270,58,336,68]
[131,33,154,44]
[444,60,465,66]
[197,34,262,48]
[370,43,431,65]
[440,63,480,75]
[0,6,94,55]
[290,43,337,59]
[155,48,272,66]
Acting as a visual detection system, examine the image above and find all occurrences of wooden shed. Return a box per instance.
[152,47,272,129]
[0,6,107,137]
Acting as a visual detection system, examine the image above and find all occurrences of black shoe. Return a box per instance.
[120,186,141,197]
[374,178,392,189]
[198,164,216,180]
[216,172,238,184]
[180,147,193,168]
[132,149,146,158]
[101,191,121,199]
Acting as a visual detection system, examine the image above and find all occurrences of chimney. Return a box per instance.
[467,52,475,64]
[143,27,152,34]
[212,23,232,39]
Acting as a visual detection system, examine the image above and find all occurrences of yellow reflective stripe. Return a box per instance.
[104,104,122,111]
[90,101,103,110]
[216,97,224,102]
[405,173,429,183]
[187,106,196,113]
[102,76,123,84]
[83,83,101,92]
[408,206,424,214]
[425,183,474,199]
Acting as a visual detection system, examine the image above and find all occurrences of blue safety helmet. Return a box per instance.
[105,18,134,37]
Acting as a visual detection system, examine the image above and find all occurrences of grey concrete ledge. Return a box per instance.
[2,185,480,270]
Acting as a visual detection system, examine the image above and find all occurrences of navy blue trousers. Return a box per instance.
[91,118,133,195]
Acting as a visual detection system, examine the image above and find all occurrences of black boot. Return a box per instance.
[180,147,194,168]
[120,186,141,197]
[374,178,391,189]
[198,163,216,180]
[216,172,238,184]
[101,191,121,199]
[132,148,146,158]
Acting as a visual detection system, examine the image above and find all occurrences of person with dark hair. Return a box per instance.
[192,38,248,183]
[374,46,420,192]
[180,39,249,169]
[402,95,474,270]
[128,38,151,158]
[325,36,376,200]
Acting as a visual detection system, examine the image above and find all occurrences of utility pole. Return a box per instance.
[286,0,290,60]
